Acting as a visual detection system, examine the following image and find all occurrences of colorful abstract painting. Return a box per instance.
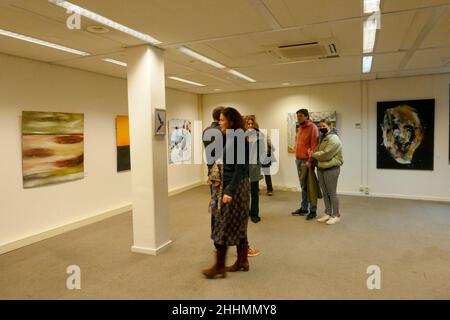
[22,111,84,188]
[287,111,337,153]
[377,99,435,170]
[116,115,131,172]
[168,119,192,164]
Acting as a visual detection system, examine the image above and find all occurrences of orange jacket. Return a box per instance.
[295,119,319,161]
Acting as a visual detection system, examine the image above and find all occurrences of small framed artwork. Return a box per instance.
[155,108,166,135]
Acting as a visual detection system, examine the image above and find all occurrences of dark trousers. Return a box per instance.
[264,174,273,192]
[250,181,260,218]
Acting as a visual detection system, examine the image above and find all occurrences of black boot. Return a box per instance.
[306,211,317,220]
[291,208,309,216]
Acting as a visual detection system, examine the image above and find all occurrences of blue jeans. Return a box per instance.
[295,159,316,212]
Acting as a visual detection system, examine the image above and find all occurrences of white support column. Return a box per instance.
[126,45,171,255]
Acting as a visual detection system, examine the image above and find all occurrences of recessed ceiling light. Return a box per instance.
[364,0,381,14]
[363,15,378,53]
[362,56,373,73]
[227,69,256,82]
[282,83,290,86]
[87,25,110,34]
[102,58,127,67]
[49,0,161,45]
[168,76,206,87]
[213,89,222,91]
[177,47,226,69]
[0,27,90,56]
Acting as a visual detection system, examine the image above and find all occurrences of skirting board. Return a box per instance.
[0,204,132,255]
[363,192,450,203]
[131,240,172,256]
[168,181,203,196]
[272,185,450,203]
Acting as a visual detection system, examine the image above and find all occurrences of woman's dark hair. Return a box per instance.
[212,106,225,121]
[221,107,245,130]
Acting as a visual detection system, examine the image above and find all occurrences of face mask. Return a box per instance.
[320,128,328,134]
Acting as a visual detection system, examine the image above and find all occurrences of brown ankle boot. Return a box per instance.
[202,247,227,279]
[226,244,249,272]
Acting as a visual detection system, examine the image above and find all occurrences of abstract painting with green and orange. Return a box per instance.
[22,111,84,188]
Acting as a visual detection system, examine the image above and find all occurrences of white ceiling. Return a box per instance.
[0,0,449,94]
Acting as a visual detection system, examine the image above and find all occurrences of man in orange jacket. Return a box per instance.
[291,108,319,220]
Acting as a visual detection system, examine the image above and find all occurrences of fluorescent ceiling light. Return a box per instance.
[176,46,257,82]
[177,47,226,69]
[168,76,206,87]
[364,0,381,14]
[363,15,378,53]
[49,0,161,45]
[227,69,256,82]
[362,55,373,73]
[102,58,127,67]
[0,28,90,56]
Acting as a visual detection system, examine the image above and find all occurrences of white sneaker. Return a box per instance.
[317,214,331,222]
[326,216,340,225]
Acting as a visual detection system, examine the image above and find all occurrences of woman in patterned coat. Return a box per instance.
[202,107,250,279]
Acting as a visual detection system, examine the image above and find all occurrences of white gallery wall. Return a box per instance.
[202,73,450,202]
[166,89,203,193]
[202,82,363,195]
[0,53,202,251]
[367,74,450,201]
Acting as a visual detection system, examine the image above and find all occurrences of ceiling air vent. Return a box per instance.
[267,39,339,62]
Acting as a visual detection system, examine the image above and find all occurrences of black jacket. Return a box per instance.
[222,132,249,197]
[203,121,222,169]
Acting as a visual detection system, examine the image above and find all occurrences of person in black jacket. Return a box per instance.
[203,106,225,181]
[202,107,251,279]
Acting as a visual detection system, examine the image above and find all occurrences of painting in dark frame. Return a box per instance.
[377,99,435,170]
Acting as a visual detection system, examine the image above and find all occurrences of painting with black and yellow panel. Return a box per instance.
[116,115,131,172]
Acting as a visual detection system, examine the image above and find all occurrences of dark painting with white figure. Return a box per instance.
[377,99,434,170]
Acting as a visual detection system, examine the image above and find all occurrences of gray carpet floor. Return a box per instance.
[1,186,449,300]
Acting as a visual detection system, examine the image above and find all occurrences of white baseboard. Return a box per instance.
[271,185,300,192]
[131,240,172,256]
[0,204,132,255]
[168,181,203,196]
[366,192,450,203]
[273,186,450,203]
